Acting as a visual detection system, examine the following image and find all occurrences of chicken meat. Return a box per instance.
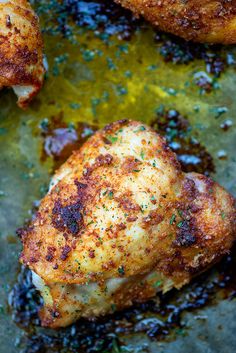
[20,120,236,328]
[115,0,236,44]
[0,0,44,108]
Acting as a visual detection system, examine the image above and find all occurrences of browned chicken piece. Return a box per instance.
[115,0,236,44]
[20,120,236,328]
[0,0,44,108]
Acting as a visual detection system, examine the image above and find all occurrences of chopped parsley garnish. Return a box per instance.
[118,265,125,276]
[153,280,162,288]
[87,220,94,226]
[139,126,146,131]
[177,221,184,228]
[107,135,118,144]
[177,209,183,217]
[108,191,114,199]
[170,214,176,225]
[134,125,146,132]
[221,212,226,220]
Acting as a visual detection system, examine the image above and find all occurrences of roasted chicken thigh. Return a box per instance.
[0,0,44,107]
[115,0,236,44]
[20,120,236,328]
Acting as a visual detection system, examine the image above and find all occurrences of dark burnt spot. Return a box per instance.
[103,119,129,134]
[14,27,20,34]
[88,250,95,258]
[52,200,84,235]
[16,226,28,239]
[174,220,197,247]
[126,216,138,222]
[116,194,140,213]
[157,33,227,77]
[29,256,39,263]
[52,310,60,318]
[45,246,56,262]
[96,154,113,166]
[117,223,126,231]
[75,180,87,191]
[40,113,97,172]
[151,109,215,176]
[16,46,39,65]
[143,211,164,227]
[60,245,72,260]
[83,154,113,177]
[6,15,11,28]
[122,156,142,174]
[74,180,88,202]
[182,177,198,201]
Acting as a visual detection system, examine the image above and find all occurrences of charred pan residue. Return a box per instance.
[10,245,236,353]
[151,108,215,176]
[174,220,197,247]
[9,267,43,329]
[40,113,97,172]
[157,33,231,76]
[52,200,84,235]
[38,0,141,40]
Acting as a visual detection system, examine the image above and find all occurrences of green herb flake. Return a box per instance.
[177,209,183,217]
[108,191,114,199]
[140,150,145,160]
[177,221,184,228]
[69,102,81,110]
[170,214,176,225]
[134,125,146,133]
[221,212,226,220]
[153,280,162,288]
[87,220,94,226]
[118,265,125,276]
[111,304,117,312]
[107,135,118,144]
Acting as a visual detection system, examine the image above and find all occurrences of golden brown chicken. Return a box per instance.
[0,0,44,108]
[115,0,236,44]
[20,120,236,328]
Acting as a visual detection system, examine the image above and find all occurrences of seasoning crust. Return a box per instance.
[115,0,236,44]
[20,120,236,327]
[0,0,44,107]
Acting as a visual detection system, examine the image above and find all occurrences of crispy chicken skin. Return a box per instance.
[0,0,44,108]
[20,120,236,328]
[115,0,236,44]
